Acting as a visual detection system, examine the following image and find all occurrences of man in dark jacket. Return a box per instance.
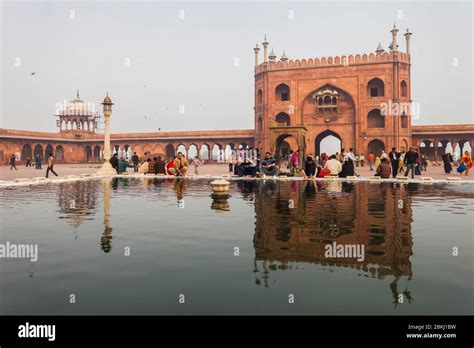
[10,154,17,170]
[388,147,399,178]
[131,152,139,172]
[404,147,418,179]
[109,154,119,173]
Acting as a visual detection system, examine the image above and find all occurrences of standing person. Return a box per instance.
[338,149,345,162]
[374,155,381,170]
[460,151,472,176]
[421,153,428,171]
[388,147,399,178]
[192,156,202,175]
[173,152,189,177]
[9,154,17,170]
[414,149,422,175]
[45,153,58,178]
[131,152,139,173]
[359,153,365,167]
[368,151,375,171]
[347,148,356,162]
[228,151,234,172]
[398,151,406,174]
[110,153,119,174]
[290,150,299,174]
[35,154,42,169]
[404,147,418,179]
[442,153,453,174]
[25,157,32,167]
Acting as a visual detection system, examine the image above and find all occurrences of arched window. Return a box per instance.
[401,80,408,98]
[257,90,263,104]
[55,145,64,161]
[313,87,339,114]
[368,109,385,128]
[257,117,263,132]
[275,83,290,101]
[367,78,385,97]
[22,144,32,160]
[401,115,408,128]
[275,112,290,126]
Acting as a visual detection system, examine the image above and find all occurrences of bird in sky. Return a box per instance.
[31,72,36,75]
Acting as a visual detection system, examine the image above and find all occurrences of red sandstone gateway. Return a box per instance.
[0,26,472,165]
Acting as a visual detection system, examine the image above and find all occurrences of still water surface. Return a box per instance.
[0,178,472,315]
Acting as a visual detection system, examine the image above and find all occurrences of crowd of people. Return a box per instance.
[8,146,472,180]
[109,151,194,177]
[224,146,473,179]
[9,153,59,178]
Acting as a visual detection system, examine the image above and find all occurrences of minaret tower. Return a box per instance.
[262,34,269,63]
[390,22,399,52]
[404,28,412,54]
[253,44,260,66]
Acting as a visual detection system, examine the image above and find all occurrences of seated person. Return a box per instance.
[148,157,157,174]
[117,158,129,174]
[323,155,342,176]
[154,156,167,174]
[109,154,119,173]
[339,156,355,178]
[260,152,280,177]
[375,158,392,178]
[166,157,176,175]
[173,152,189,176]
[138,158,151,174]
[303,155,316,179]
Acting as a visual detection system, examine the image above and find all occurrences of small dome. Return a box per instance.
[268,49,277,61]
[376,43,385,54]
[102,94,113,104]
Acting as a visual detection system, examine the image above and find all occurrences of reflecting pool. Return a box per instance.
[0,178,473,315]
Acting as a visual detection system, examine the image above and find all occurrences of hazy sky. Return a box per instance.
[1,1,472,133]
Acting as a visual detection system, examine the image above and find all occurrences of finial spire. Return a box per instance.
[253,44,260,66]
[404,28,413,54]
[390,23,399,52]
[376,43,385,54]
[76,89,80,99]
[262,34,270,63]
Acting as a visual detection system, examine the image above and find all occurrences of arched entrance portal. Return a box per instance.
[368,139,385,156]
[275,134,298,160]
[315,130,341,156]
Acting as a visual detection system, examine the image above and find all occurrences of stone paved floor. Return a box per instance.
[1,162,473,181]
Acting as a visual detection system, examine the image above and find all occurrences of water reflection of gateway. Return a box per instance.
[57,180,99,228]
[253,181,413,279]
